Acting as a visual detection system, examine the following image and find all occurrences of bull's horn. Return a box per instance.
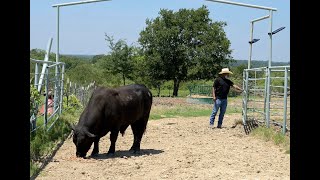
[71,124,76,131]
[84,128,96,138]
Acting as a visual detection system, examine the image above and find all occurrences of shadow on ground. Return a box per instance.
[90,149,164,160]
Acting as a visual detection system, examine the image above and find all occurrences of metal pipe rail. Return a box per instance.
[30,58,57,64]
[205,0,277,11]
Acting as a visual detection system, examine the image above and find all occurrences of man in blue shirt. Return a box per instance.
[209,68,243,128]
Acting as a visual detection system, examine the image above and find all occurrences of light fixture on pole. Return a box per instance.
[249,39,260,44]
[268,26,285,35]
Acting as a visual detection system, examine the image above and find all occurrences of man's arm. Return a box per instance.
[232,84,243,93]
[212,87,216,101]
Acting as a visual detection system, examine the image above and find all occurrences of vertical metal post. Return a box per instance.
[34,63,39,89]
[54,6,60,113]
[60,64,65,114]
[248,22,253,69]
[266,67,271,128]
[242,70,249,125]
[266,10,273,129]
[54,67,59,112]
[263,68,267,122]
[268,10,273,67]
[253,70,256,111]
[32,62,39,131]
[242,70,246,124]
[282,67,288,134]
[56,6,60,64]
[44,68,49,130]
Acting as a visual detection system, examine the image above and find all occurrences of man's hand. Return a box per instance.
[212,97,216,102]
[233,85,243,93]
[237,88,244,93]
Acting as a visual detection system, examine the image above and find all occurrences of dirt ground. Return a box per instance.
[35,98,290,180]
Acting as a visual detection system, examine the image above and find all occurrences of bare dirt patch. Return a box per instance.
[35,97,289,180]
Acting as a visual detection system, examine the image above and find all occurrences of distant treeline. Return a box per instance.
[61,54,290,69]
[229,59,289,68]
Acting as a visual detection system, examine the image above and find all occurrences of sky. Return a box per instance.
[30,0,290,62]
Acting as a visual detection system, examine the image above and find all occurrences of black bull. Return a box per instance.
[71,84,153,158]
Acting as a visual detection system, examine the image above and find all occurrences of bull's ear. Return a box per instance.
[84,129,96,138]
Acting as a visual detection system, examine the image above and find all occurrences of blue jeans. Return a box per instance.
[209,98,228,126]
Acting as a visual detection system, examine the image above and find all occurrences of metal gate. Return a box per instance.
[242,65,290,134]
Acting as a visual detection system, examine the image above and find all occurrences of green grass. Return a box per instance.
[226,106,242,114]
[150,89,190,97]
[251,126,290,154]
[150,107,212,120]
[149,96,243,120]
[30,108,83,178]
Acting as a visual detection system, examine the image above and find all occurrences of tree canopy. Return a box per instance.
[138,5,232,96]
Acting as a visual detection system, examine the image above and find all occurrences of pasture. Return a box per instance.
[35,97,290,180]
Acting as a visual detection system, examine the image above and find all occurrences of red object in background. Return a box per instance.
[39,98,54,115]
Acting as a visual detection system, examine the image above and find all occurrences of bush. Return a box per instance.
[30,85,41,116]
[30,111,77,178]
[63,94,83,114]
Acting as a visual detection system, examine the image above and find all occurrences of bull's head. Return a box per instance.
[71,124,96,158]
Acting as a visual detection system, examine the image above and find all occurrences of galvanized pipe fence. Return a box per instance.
[187,84,212,97]
[30,58,97,133]
[30,58,65,133]
[242,65,290,134]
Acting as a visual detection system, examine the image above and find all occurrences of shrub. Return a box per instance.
[30,84,41,116]
[63,94,83,114]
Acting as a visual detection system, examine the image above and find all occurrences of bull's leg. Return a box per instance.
[91,137,100,156]
[130,118,148,154]
[130,124,139,153]
[107,130,119,156]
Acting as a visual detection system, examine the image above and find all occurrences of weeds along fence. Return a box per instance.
[242,65,290,134]
[30,58,65,133]
[64,80,96,107]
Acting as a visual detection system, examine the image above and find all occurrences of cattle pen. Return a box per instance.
[242,66,290,135]
[30,1,290,179]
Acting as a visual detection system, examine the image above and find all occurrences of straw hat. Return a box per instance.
[218,68,233,75]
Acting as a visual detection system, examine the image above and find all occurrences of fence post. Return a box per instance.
[263,68,268,123]
[32,62,39,131]
[242,70,249,125]
[282,67,288,134]
[265,67,271,128]
[59,64,65,114]
[35,63,39,89]
[44,68,49,130]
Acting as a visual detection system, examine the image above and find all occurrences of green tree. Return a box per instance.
[104,34,135,85]
[59,55,87,71]
[232,64,246,80]
[138,6,232,96]
[67,63,102,85]
[91,54,106,64]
